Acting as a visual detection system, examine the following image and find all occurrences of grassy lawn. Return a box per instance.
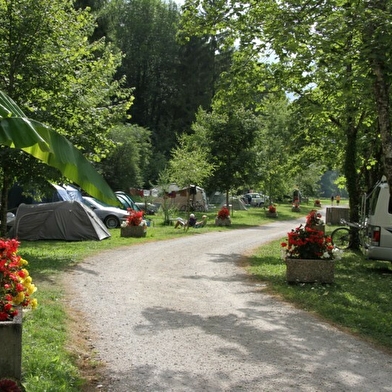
[17,197,392,391]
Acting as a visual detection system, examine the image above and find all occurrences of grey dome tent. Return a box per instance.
[10,201,110,241]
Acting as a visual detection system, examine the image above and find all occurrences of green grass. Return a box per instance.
[18,197,378,391]
[246,226,392,351]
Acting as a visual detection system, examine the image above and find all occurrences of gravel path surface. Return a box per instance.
[68,218,392,391]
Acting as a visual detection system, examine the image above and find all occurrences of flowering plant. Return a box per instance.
[281,211,341,260]
[0,239,38,321]
[0,378,25,392]
[124,208,145,226]
[268,205,277,213]
[217,206,230,219]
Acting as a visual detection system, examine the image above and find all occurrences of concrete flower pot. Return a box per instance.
[0,311,22,380]
[285,258,335,284]
[214,217,231,226]
[120,226,147,238]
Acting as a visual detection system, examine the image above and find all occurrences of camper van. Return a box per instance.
[365,176,392,262]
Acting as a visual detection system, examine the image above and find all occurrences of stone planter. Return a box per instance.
[215,217,231,226]
[0,311,22,380]
[121,225,147,238]
[291,206,301,212]
[285,258,335,283]
[265,211,278,218]
[314,202,321,208]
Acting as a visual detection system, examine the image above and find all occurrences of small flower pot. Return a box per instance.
[121,226,147,238]
[291,206,301,212]
[314,202,321,207]
[285,258,335,283]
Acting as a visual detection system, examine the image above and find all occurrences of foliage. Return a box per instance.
[99,124,152,190]
[192,106,260,201]
[107,0,230,178]
[0,238,37,321]
[179,0,389,233]
[0,0,132,233]
[166,133,215,189]
[0,91,119,236]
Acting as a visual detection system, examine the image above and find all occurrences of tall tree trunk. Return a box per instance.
[372,60,392,192]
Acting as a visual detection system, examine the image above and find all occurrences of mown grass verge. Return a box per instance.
[247,227,392,351]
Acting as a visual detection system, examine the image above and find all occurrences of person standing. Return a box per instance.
[330,194,334,205]
[336,195,341,205]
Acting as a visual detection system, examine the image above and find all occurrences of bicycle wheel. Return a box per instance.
[331,227,351,250]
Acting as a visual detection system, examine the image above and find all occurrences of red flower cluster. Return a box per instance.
[217,206,230,219]
[0,377,24,392]
[125,209,144,226]
[281,211,334,260]
[0,238,37,321]
[268,205,277,213]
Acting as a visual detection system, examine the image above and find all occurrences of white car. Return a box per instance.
[244,193,266,207]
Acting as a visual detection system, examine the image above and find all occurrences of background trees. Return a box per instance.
[3,0,391,220]
[179,0,391,218]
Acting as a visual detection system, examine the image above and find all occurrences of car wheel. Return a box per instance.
[104,215,120,229]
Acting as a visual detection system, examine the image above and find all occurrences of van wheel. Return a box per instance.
[104,215,120,229]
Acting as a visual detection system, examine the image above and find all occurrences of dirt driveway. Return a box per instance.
[67,219,392,391]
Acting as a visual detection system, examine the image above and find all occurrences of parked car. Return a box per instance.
[135,202,158,215]
[115,191,141,212]
[244,193,267,207]
[82,196,129,229]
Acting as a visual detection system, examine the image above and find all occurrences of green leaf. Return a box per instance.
[0,90,118,205]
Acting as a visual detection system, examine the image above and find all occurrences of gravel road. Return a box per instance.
[68,217,392,391]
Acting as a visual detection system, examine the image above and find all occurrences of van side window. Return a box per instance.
[389,196,392,214]
[369,187,381,215]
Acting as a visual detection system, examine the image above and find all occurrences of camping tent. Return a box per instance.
[10,201,110,241]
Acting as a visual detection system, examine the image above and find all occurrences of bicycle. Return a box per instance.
[330,218,367,250]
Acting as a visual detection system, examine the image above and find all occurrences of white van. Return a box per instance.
[365,176,392,261]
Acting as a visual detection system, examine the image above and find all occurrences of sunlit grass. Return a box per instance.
[247,227,392,350]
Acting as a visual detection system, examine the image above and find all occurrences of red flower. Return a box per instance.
[125,209,144,226]
[0,378,24,392]
[217,207,230,219]
[281,213,333,259]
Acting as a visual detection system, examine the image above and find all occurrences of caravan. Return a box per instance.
[365,176,392,262]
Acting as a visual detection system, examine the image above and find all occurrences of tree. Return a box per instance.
[0,0,132,233]
[106,0,232,181]
[167,133,214,190]
[191,106,261,206]
[180,0,389,244]
[99,124,152,191]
